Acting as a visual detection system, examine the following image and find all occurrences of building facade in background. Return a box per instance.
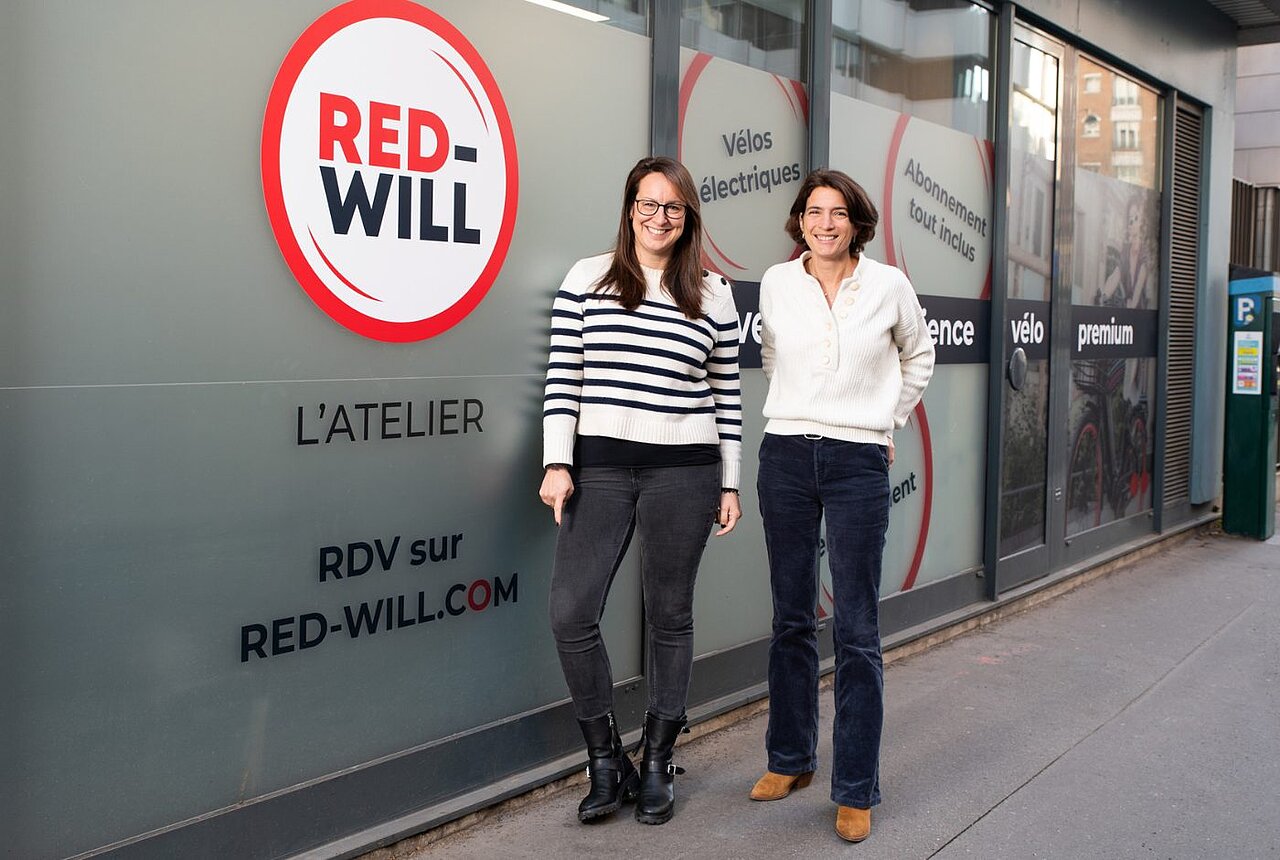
[1233,42,1280,270]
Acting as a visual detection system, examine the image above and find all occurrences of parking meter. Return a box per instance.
[1223,267,1278,539]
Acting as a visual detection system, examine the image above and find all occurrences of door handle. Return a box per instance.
[1008,347,1027,390]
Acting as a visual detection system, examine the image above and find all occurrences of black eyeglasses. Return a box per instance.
[635,198,687,220]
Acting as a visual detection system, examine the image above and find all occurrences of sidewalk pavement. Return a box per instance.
[396,523,1280,859]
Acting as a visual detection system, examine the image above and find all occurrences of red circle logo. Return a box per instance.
[262,0,518,342]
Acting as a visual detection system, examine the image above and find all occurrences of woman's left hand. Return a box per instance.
[716,491,742,536]
[887,437,895,467]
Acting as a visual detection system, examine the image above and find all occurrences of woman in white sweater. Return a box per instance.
[748,170,934,843]
[539,156,742,826]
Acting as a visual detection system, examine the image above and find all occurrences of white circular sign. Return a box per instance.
[262,0,518,341]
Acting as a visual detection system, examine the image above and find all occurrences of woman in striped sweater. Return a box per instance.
[747,170,934,843]
[539,156,742,826]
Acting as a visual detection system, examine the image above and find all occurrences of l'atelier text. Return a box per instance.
[296,398,484,445]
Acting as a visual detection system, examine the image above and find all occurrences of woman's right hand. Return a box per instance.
[539,466,574,525]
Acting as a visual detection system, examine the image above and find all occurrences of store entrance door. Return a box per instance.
[996,26,1067,589]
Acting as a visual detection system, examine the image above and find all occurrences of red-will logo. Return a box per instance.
[262,0,518,342]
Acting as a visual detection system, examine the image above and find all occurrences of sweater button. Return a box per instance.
[821,356,830,366]
[839,311,849,319]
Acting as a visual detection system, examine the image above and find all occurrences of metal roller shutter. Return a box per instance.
[1164,99,1202,504]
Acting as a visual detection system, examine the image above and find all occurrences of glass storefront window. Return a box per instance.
[681,0,806,79]
[828,1,995,595]
[1075,58,1160,191]
[999,36,1059,558]
[546,0,650,34]
[677,0,809,282]
[1066,59,1161,536]
[831,0,993,138]
[677,0,808,655]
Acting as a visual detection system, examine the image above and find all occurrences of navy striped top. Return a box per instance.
[542,253,743,489]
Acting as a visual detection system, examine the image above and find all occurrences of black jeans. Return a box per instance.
[549,463,720,721]
[757,433,890,808]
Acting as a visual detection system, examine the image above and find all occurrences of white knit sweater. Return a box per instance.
[760,252,934,443]
[543,253,743,489]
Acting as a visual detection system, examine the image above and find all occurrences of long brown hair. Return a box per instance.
[784,169,878,258]
[594,156,707,318]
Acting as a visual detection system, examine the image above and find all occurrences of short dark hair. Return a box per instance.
[784,169,878,258]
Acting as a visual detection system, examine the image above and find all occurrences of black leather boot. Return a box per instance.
[576,712,639,822]
[635,711,687,825]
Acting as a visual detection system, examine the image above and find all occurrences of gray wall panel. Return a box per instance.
[1195,102,1232,503]
[690,372,773,654]
[3,377,632,857]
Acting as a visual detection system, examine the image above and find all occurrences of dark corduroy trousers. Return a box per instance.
[757,433,890,808]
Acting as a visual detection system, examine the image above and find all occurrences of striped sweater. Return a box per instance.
[542,253,743,489]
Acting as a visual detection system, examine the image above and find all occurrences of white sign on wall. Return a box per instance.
[678,51,807,280]
[262,0,518,342]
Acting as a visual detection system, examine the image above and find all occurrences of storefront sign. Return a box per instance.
[878,114,994,302]
[262,0,518,341]
[1070,306,1158,359]
[919,295,990,364]
[679,52,807,279]
[239,530,519,663]
[735,285,991,368]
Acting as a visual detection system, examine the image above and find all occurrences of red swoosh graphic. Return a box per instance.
[978,137,994,300]
[309,227,381,302]
[882,113,911,268]
[433,49,488,133]
[790,79,810,122]
[900,401,933,591]
[677,52,714,162]
[705,229,747,271]
[772,75,800,120]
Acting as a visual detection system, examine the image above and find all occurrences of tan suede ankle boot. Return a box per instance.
[835,805,871,842]
[749,770,814,801]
